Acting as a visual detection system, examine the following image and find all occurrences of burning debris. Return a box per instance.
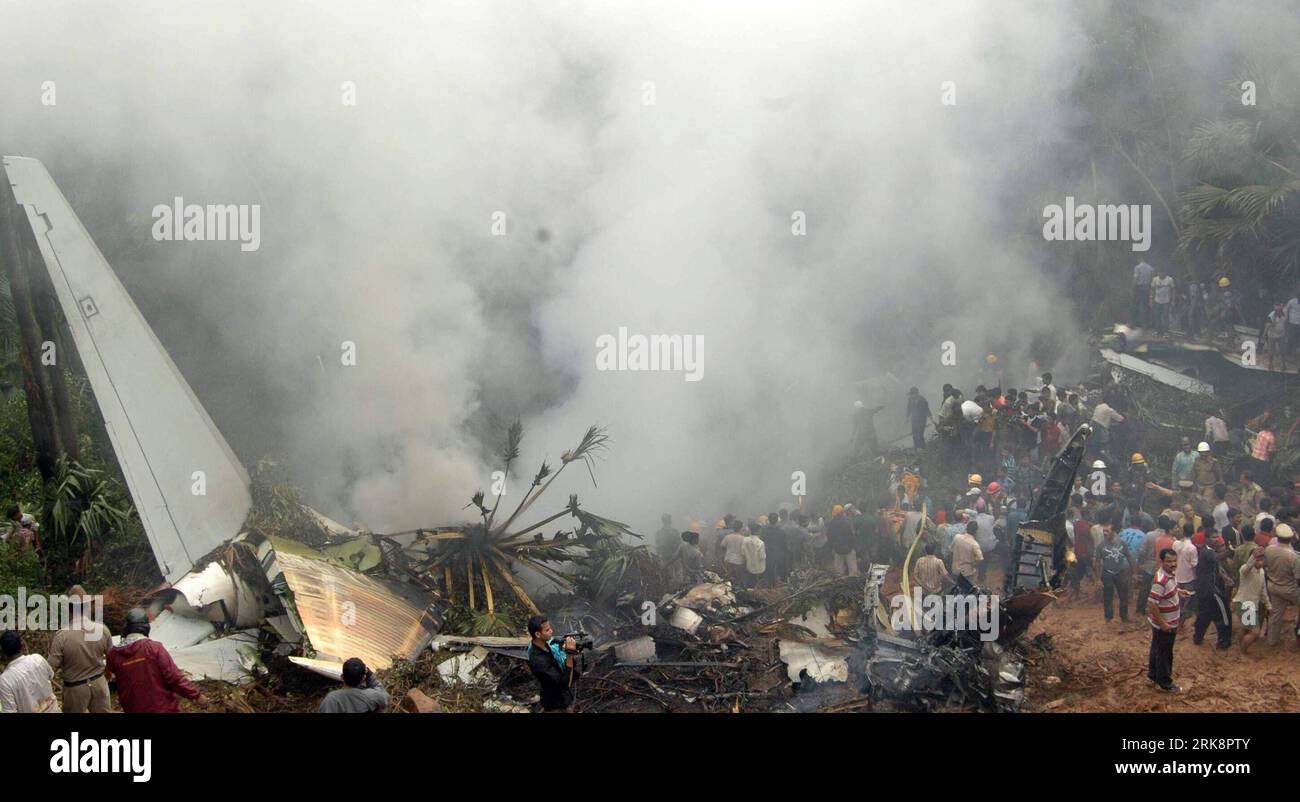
[1,154,1078,713]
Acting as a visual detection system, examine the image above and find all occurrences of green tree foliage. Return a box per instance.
[41,456,134,588]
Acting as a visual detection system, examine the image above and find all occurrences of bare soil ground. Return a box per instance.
[1022,580,1300,713]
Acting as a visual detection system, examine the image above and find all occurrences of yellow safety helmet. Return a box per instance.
[968,473,983,486]
[1130,453,1146,465]
[986,354,998,364]
[1218,276,1230,288]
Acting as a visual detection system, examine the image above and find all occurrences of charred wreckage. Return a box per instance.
[3,154,1083,711]
[854,424,1091,712]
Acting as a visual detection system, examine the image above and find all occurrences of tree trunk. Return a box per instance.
[0,166,79,478]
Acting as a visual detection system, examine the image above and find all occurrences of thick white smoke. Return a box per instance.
[0,1,1113,533]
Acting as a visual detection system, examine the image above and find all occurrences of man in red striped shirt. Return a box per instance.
[1147,548,1190,692]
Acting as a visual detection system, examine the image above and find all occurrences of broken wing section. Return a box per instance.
[2,156,251,582]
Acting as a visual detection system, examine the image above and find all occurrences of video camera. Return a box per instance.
[553,631,594,653]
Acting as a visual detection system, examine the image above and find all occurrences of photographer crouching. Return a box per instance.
[526,615,590,712]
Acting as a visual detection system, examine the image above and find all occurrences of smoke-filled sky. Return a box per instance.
[1,0,1293,534]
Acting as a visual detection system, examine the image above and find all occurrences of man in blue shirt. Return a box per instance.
[1119,521,1147,563]
[527,615,579,711]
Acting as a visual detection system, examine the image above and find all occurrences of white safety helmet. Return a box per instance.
[1197,441,1211,453]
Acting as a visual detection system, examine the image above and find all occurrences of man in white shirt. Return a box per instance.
[1255,498,1276,533]
[1205,412,1230,456]
[741,526,767,589]
[1091,401,1124,429]
[1090,401,1124,451]
[720,521,747,584]
[1264,304,1289,371]
[1285,292,1300,363]
[1212,484,1231,533]
[951,521,984,589]
[1172,525,1199,631]
[1039,372,1057,400]
[1150,270,1175,334]
[0,631,60,713]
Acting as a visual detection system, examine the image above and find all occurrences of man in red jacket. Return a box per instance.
[105,609,210,713]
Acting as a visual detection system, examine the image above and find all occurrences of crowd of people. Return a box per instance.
[1130,260,1300,371]
[651,364,1298,697]
[0,590,212,713]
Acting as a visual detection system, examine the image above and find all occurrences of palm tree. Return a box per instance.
[401,424,639,628]
[1179,118,1300,285]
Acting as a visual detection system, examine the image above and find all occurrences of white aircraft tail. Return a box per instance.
[3,156,251,582]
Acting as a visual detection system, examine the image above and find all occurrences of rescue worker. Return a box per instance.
[105,609,210,712]
[1127,453,1149,508]
[1263,526,1300,647]
[1192,442,1223,505]
[47,585,113,713]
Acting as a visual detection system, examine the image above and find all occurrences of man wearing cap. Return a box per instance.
[1263,526,1300,647]
[106,609,210,712]
[47,585,113,713]
[1192,442,1223,504]
[1127,453,1149,508]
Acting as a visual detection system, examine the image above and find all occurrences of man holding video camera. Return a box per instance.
[527,615,585,712]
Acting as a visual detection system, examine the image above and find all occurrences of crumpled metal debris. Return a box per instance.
[438,646,497,687]
[778,640,850,684]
